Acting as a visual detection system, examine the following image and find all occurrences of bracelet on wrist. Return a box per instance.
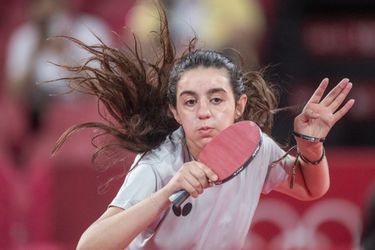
[292,131,325,143]
[273,144,325,189]
[289,148,325,189]
[297,148,325,165]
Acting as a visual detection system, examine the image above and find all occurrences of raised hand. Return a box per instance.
[294,78,355,140]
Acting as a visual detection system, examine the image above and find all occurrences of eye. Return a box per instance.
[210,97,223,104]
[184,99,197,107]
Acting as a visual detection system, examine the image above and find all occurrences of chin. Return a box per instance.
[200,137,213,147]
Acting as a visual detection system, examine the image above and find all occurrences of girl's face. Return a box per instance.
[170,67,247,158]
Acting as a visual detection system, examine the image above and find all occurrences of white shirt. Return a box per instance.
[111,127,292,250]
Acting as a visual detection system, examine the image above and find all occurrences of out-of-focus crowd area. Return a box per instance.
[0,0,375,249]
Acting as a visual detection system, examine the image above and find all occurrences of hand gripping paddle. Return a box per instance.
[169,120,262,207]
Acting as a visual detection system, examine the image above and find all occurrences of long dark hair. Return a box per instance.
[52,5,278,163]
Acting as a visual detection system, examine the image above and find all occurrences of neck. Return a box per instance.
[185,139,200,161]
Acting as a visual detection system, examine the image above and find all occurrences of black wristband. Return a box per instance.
[298,148,325,165]
[292,131,325,143]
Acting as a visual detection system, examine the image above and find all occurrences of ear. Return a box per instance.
[169,104,181,124]
[235,94,248,119]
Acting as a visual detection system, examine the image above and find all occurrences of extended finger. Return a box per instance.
[307,78,329,104]
[329,82,353,112]
[321,78,350,106]
[333,99,355,125]
[189,164,211,188]
[183,174,204,197]
[196,162,218,183]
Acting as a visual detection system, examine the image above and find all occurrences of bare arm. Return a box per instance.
[275,78,354,200]
[275,143,329,201]
[76,187,171,250]
[76,161,218,250]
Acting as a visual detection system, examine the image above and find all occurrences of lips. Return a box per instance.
[198,126,214,136]
[199,126,213,131]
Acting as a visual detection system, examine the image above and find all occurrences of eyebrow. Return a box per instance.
[179,88,227,97]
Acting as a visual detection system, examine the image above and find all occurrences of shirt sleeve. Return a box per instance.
[262,134,294,194]
[110,155,160,210]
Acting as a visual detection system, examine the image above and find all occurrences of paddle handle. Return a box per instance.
[169,190,190,207]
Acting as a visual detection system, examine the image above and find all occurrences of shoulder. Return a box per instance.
[139,127,185,164]
[258,132,287,161]
[129,127,186,178]
[260,132,281,150]
[120,127,185,194]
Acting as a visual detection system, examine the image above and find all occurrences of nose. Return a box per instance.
[197,100,211,120]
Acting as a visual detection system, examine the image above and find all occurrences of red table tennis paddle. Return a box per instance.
[169,120,262,207]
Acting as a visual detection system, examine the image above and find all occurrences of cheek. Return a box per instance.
[177,109,194,123]
[216,104,236,118]
[215,108,237,129]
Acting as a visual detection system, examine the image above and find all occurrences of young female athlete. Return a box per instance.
[53,7,354,250]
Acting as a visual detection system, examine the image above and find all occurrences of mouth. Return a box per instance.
[198,126,213,131]
[198,126,214,136]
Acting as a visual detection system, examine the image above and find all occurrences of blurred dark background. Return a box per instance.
[0,0,374,249]
[266,0,375,147]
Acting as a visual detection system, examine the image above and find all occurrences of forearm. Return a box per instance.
[77,188,171,250]
[296,141,330,199]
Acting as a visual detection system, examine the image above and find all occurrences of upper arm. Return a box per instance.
[110,161,159,210]
[96,206,125,223]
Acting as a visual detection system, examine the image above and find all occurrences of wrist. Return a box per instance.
[292,130,325,143]
[296,139,324,158]
[297,147,325,165]
[150,189,172,211]
[293,129,325,160]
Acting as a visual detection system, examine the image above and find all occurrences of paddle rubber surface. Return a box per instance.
[169,120,262,207]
